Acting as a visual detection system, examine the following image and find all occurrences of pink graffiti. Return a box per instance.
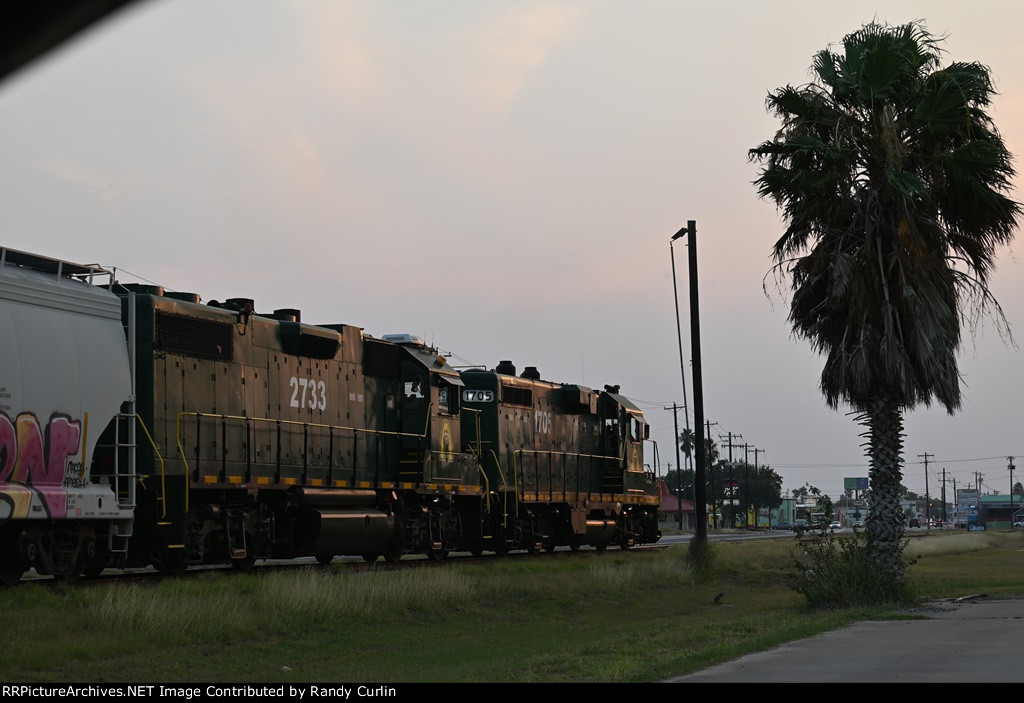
[0,412,82,486]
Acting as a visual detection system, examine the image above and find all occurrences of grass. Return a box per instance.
[2,528,1022,682]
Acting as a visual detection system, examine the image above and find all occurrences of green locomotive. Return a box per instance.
[459,362,661,554]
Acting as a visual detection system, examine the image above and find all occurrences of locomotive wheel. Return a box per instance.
[544,543,556,554]
[594,541,608,553]
[469,548,483,557]
[427,548,449,561]
[382,543,403,563]
[362,554,380,564]
[492,540,509,557]
[229,533,256,571]
[315,554,334,565]
[568,537,582,552]
[231,552,257,571]
[153,541,188,576]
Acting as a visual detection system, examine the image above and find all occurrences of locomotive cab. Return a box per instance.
[383,335,478,486]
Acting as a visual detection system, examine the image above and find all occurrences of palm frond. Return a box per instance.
[750,19,1019,415]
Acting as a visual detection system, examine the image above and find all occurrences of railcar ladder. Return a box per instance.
[107,406,138,554]
[106,291,140,554]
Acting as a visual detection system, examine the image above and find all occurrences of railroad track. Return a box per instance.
[26,542,670,588]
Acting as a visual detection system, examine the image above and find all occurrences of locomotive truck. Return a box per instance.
[0,247,661,584]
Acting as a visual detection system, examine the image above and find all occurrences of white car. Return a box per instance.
[829,521,841,530]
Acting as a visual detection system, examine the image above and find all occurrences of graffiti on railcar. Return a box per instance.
[0,412,83,488]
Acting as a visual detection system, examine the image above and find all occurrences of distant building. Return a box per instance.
[658,481,695,529]
[978,493,1020,529]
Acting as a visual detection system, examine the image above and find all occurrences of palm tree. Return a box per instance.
[749,21,1019,584]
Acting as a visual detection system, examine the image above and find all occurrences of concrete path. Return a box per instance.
[666,595,1024,682]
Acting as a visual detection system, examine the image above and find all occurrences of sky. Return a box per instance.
[2,0,1023,502]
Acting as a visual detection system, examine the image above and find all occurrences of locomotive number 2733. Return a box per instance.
[289,376,327,410]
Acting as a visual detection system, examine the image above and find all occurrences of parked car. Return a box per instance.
[851,521,863,529]
[793,519,810,533]
[773,521,794,531]
[1013,520,1024,528]
[908,518,920,528]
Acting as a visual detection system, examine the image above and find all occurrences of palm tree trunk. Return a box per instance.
[863,399,907,582]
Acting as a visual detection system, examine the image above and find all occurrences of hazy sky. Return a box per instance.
[3,1,1023,501]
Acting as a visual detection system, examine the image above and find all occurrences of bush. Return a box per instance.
[790,530,915,608]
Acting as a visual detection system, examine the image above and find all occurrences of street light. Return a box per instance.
[670,220,707,544]
[669,230,692,531]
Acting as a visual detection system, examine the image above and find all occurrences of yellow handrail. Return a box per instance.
[175,407,435,495]
[133,414,167,517]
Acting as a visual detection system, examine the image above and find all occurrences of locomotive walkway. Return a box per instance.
[666,594,1024,682]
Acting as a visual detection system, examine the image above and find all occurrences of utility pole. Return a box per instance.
[751,447,764,473]
[1009,457,1016,525]
[743,443,749,528]
[721,431,742,527]
[919,453,932,530]
[946,474,954,523]
[924,459,930,529]
[664,403,685,530]
[707,419,718,528]
[727,432,734,527]
[751,446,765,527]
[942,467,947,523]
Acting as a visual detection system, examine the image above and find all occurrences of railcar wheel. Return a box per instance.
[0,529,25,586]
[544,543,556,554]
[0,540,24,587]
[568,537,582,552]
[594,541,608,553]
[427,548,449,561]
[53,540,91,583]
[315,554,334,565]
[469,548,484,557]
[362,554,380,564]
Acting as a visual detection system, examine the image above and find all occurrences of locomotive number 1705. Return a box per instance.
[462,389,494,403]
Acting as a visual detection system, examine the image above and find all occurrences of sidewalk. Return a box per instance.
[666,595,1024,682]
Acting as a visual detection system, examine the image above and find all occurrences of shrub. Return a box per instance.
[790,530,915,608]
